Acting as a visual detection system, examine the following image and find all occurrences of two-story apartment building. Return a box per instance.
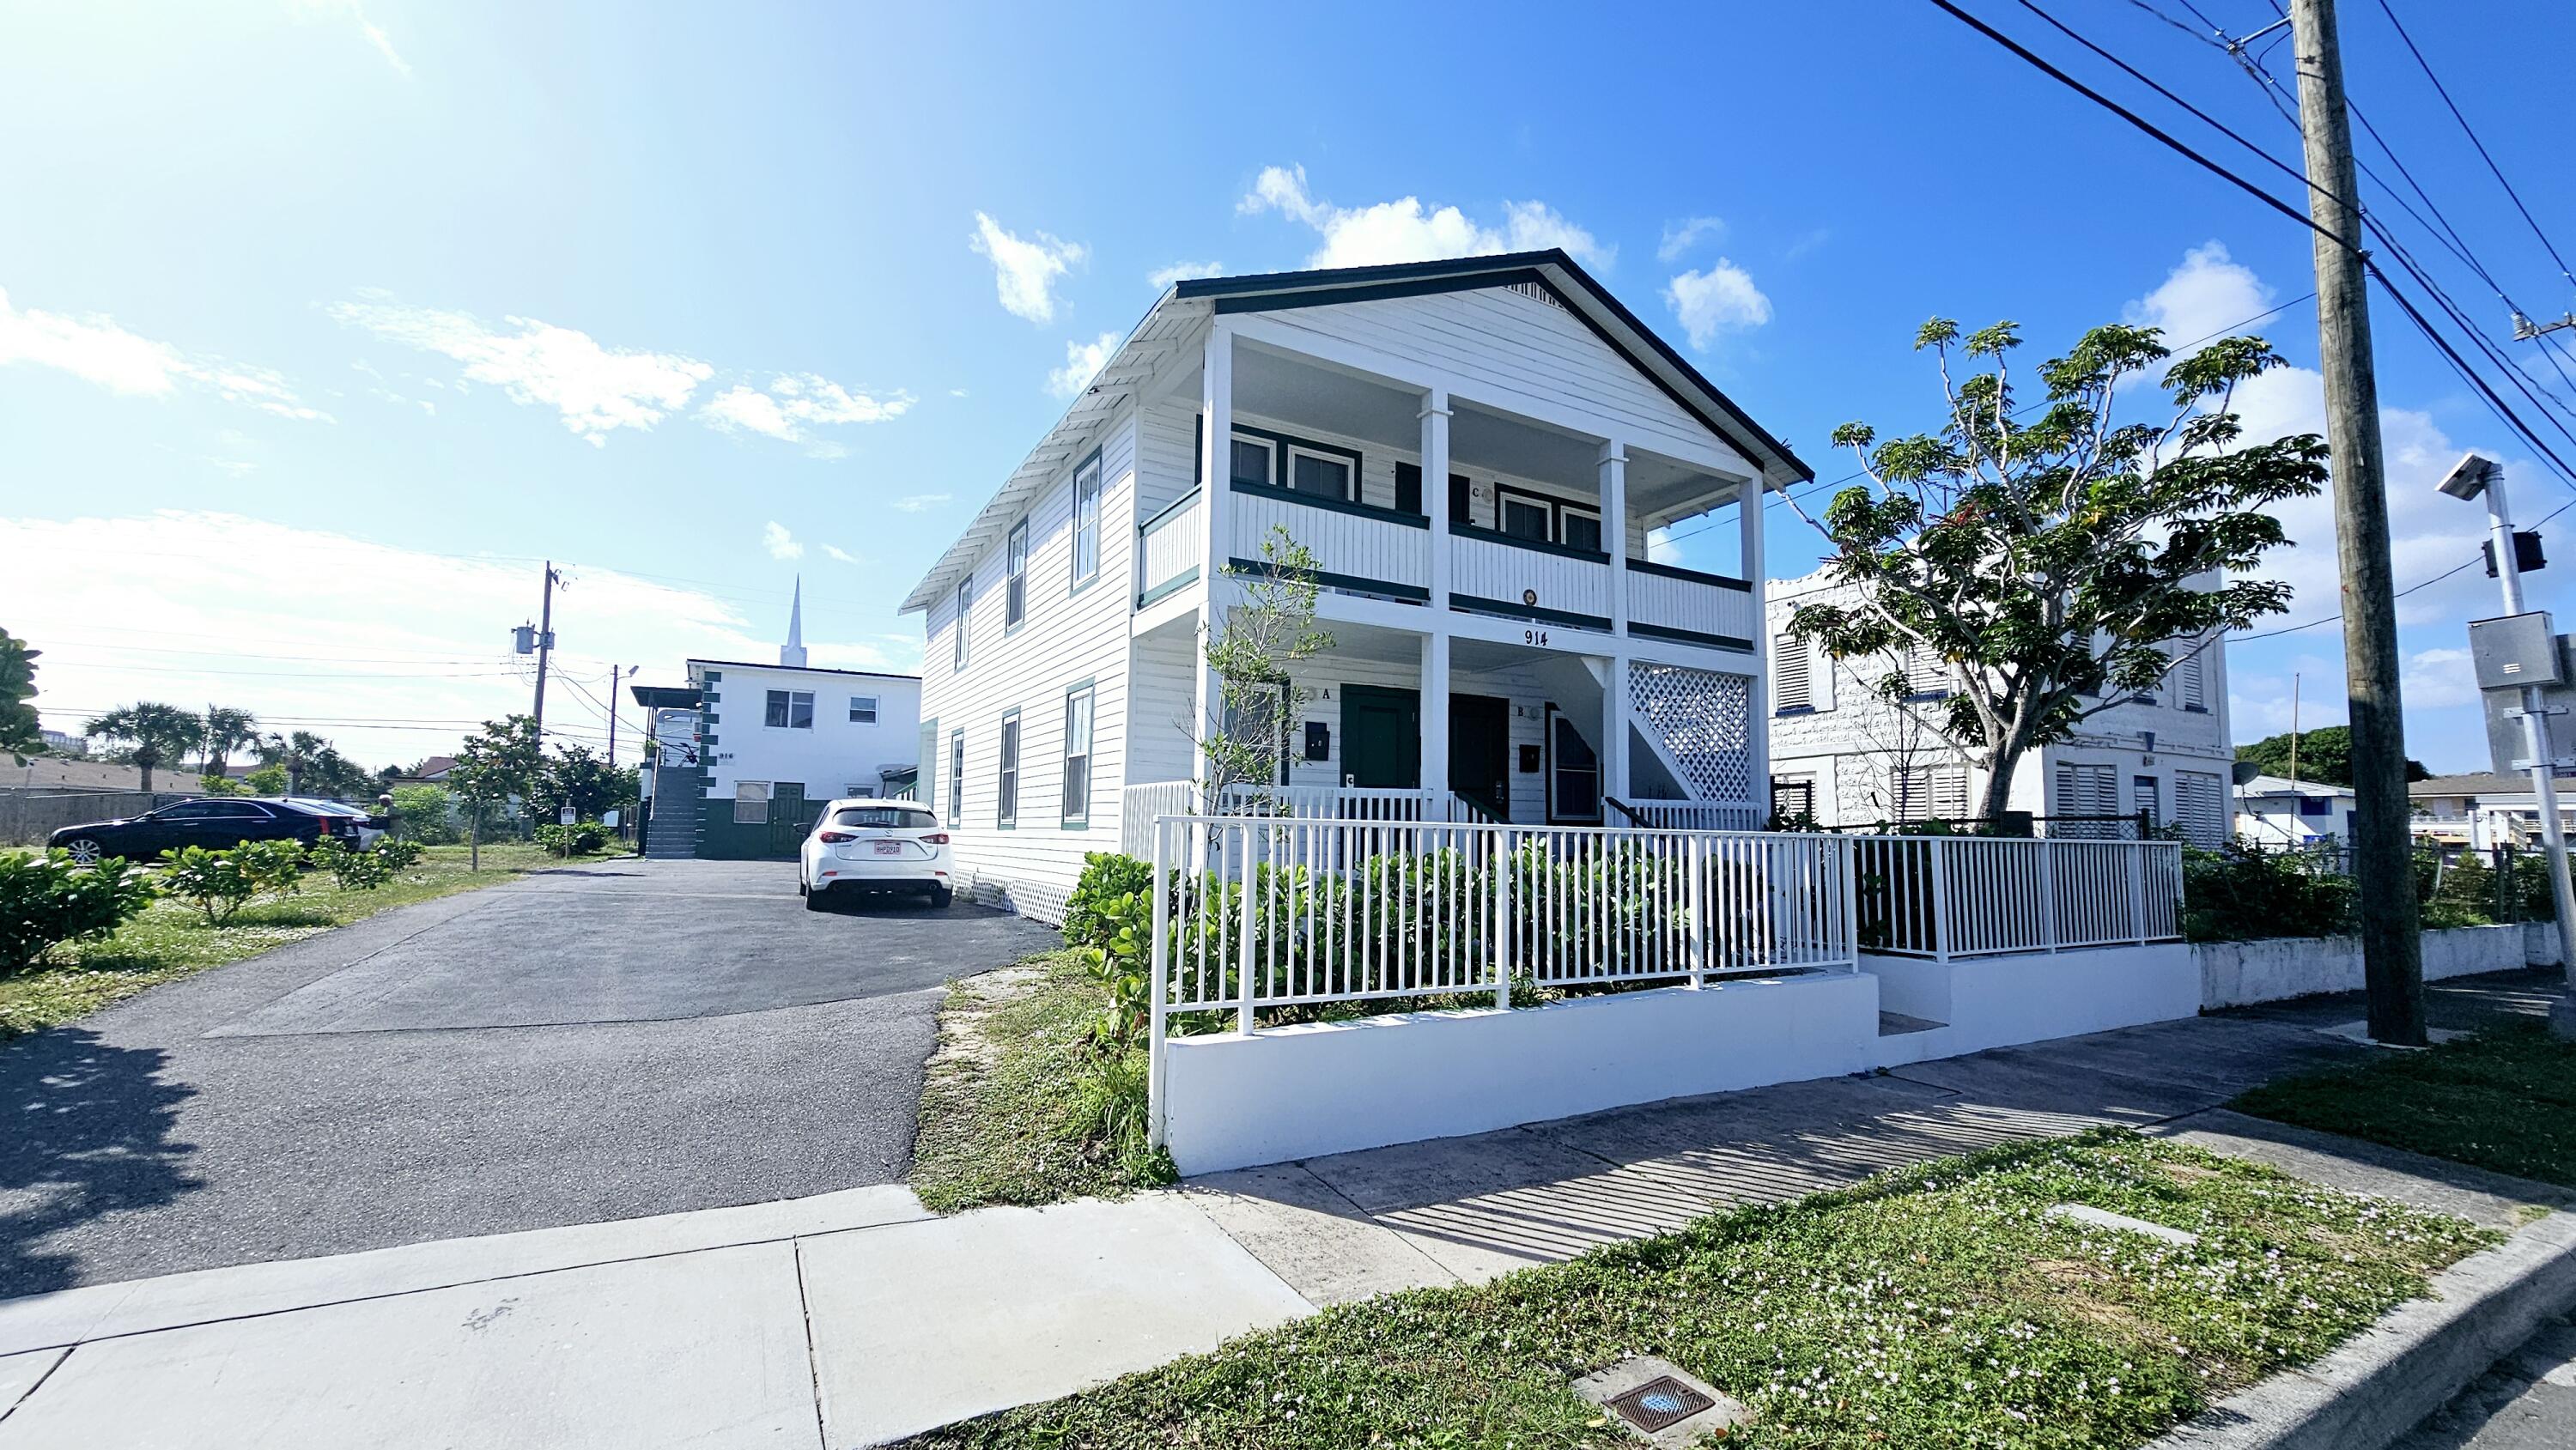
[902,251,1811,921]
[1765,569,2234,846]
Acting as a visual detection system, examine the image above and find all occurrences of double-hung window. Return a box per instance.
[1229,435,1275,489]
[1071,452,1102,586]
[848,695,878,724]
[1558,505,1604,554]
[765,689,813,729]
[1060,683,1094,826]
[947,731,965,826]
[953,577,972,671]
[1285,446,1352,502]
[996,713,1020,828]
[1005,521,1029,628]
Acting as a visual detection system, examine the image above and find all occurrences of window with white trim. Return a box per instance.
[1229,435,1274,488]
[1005,519,1028,628]
[1773,635,1812,713]
[996,713,1020,828]
[1285,446,1352,502]
[732,780,770,824]
[1071,453,1102,585]
[764,690,813,729]
[953,577,972,671]
[1772,773,1817,822]
[1061,683,1094,825]
[848,695,878,724]
[947,730,964,827]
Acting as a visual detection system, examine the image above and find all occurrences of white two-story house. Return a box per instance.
[902,251,1811,922]
[1765,569,2235,846]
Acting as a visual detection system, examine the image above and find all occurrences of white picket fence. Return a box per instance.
[1145,815,1858,1035]
[1120,782,1479,856]
[1852,834,2184,959]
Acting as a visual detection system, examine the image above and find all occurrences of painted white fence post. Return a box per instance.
[1686,834,1707,988]
[1841,835,1860,969]
[2126,841,2147,945]
[1928,836,1953,963]
[1493,828,1515,1010]
[1236,822,1257,1034]
[2038,835,2059,954]
[1148,819,1170,1150]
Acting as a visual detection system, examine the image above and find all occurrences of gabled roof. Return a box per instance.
[900,250,1811,615]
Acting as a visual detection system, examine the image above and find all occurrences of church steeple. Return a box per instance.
[780,576,808,668]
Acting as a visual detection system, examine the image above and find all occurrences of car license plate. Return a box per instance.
[872,841,904,857]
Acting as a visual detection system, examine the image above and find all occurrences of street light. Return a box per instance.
[2443,452,2576,1038]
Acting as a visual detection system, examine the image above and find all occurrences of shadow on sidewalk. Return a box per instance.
[0,1027,200,1298]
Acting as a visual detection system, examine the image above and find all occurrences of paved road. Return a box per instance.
[0,858,1056,1298]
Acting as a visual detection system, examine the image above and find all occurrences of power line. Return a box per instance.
[2368,0,2576,288]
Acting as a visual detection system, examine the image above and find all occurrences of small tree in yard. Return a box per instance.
[84,701,204,792]
[1784,319,2326,824]
[1199,526,1333,804]
[449,714,544,871]
[1,628,41,765]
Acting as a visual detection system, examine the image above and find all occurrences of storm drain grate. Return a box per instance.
[1604,1376,1716,1434]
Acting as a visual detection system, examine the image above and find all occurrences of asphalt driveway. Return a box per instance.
[0,858,1057,1298]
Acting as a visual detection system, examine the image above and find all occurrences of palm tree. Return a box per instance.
[202,705,259,779]
[85,702,204,792]
[261,730,329,796]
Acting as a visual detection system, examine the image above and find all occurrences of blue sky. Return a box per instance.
[5,0,2573,772]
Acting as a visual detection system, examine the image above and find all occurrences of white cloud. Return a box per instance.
[1646,525,1682,565]
[2403,646,2480,710]
[1046,331,1122,399]
[290,1,411,76]
[702,373,914,444]
[1657,216,1727,263]
[969,212,1086,324]
[1664,261,1772,349]
[823,544,864,565]
[0,285,328,421]
[893,493,950,513]
[0,510,917,767]
[1149,260,1224,290]
[761,522,804,561]
[2125,240,2276,355]
[330,297,713,445]
[1239,165,1612,270]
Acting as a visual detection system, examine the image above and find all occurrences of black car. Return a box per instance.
[48,798,357,865]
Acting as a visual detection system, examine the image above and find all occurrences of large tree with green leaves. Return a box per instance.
[2236,725,2428,788]
[534,743,636,821]
[0,628,40,765]
[84,701,204,792]
[448,714,544,870]
[1784,319,2326,823]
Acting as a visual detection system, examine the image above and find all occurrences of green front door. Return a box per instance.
[1449,694,1510,821]
[1340,685,1421,789]
[767,782,817,857]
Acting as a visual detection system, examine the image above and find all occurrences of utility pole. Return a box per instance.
[2289,0,2426,1045]
[531,561,561,736]
[605,664,637,762]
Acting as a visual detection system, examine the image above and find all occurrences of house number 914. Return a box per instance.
[1524,628,1550,646]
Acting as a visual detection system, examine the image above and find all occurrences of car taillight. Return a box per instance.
[920,833,949,845]
[819,830,855,843]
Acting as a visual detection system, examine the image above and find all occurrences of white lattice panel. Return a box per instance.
[1629,662,1752,804]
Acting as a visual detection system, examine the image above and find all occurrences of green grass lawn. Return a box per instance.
[910,951,1175,1212]
[0,841,604,1039]
[2232,1020,2576,1188]
[908,1131,2492,1450]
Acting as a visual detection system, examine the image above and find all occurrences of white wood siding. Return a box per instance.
[1230,487,1430,595]
[1125,625,1200,787]
[1630,568,1755,643]
[919,410,1141,922]
[1255,288,1759,476]
[1450,532,1609,621]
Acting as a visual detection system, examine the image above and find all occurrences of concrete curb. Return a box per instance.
[2150,1209,2576,1450]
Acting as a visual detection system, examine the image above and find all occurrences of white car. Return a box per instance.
[799,799,955,910]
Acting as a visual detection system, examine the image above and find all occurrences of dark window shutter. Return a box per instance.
[1449,473,1472,525]
[1394,462,1422,515]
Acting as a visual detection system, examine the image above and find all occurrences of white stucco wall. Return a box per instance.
[1862,943,2202,1065]
[694,661,922,804]
[2196,922,2561,1008]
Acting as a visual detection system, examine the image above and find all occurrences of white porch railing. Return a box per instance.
[1617,798,1761,831]
[1852,834,2184,958]
[1449,527,1610,622]
[1626,561,1756,646]
[1137,488,1202,605]
[1147,816,1858,1037]
[1121,782,1488,856]
[1121,780,1200,857]
[1231,488,1430,597]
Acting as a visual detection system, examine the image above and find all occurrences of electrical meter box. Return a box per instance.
[2470,611,2563,689]
[2481,628,2576,772]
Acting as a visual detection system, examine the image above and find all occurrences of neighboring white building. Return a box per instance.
[902,251,1809,922]
[1764,570,2233,846]
[2234,772,2356,847]
[640,581,923,859]
[2409,770,2576,850]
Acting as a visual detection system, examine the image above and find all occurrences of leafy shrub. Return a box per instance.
[2182,843,2357,942]
[0,851,156,970]
[1063,852,1152,948]
[376,836,424,869]
[159,845,258,925]
[1072,890,1152,1047]
[234,839,310,898]
[388,784,458,844]
[533,820,609,856]
[311,837,393,891]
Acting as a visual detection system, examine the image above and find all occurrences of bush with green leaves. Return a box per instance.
[387,784,458,844]
[0,851,156,970]
[532,820,609,856]
[1063,852,1152,949]
[159,845,259,925]
[375,836,424,869]
[2181,843,2357,942]
[233,838,310,898]
[310,836,393,891]
[1071,889,1152,1047]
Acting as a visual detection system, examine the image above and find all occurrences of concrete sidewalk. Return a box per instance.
[1,968,2563,1447]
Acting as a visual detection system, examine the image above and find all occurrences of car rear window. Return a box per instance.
[832,806,939,830]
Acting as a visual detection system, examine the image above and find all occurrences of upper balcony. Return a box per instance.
[1136,331,1762,658]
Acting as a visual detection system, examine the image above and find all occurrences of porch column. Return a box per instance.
[1600,440,1630,640]
[1421,390,1453,800]
[1602,651,1630,813]
[1741,478,1771,823]
[1193,321,1235,798]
